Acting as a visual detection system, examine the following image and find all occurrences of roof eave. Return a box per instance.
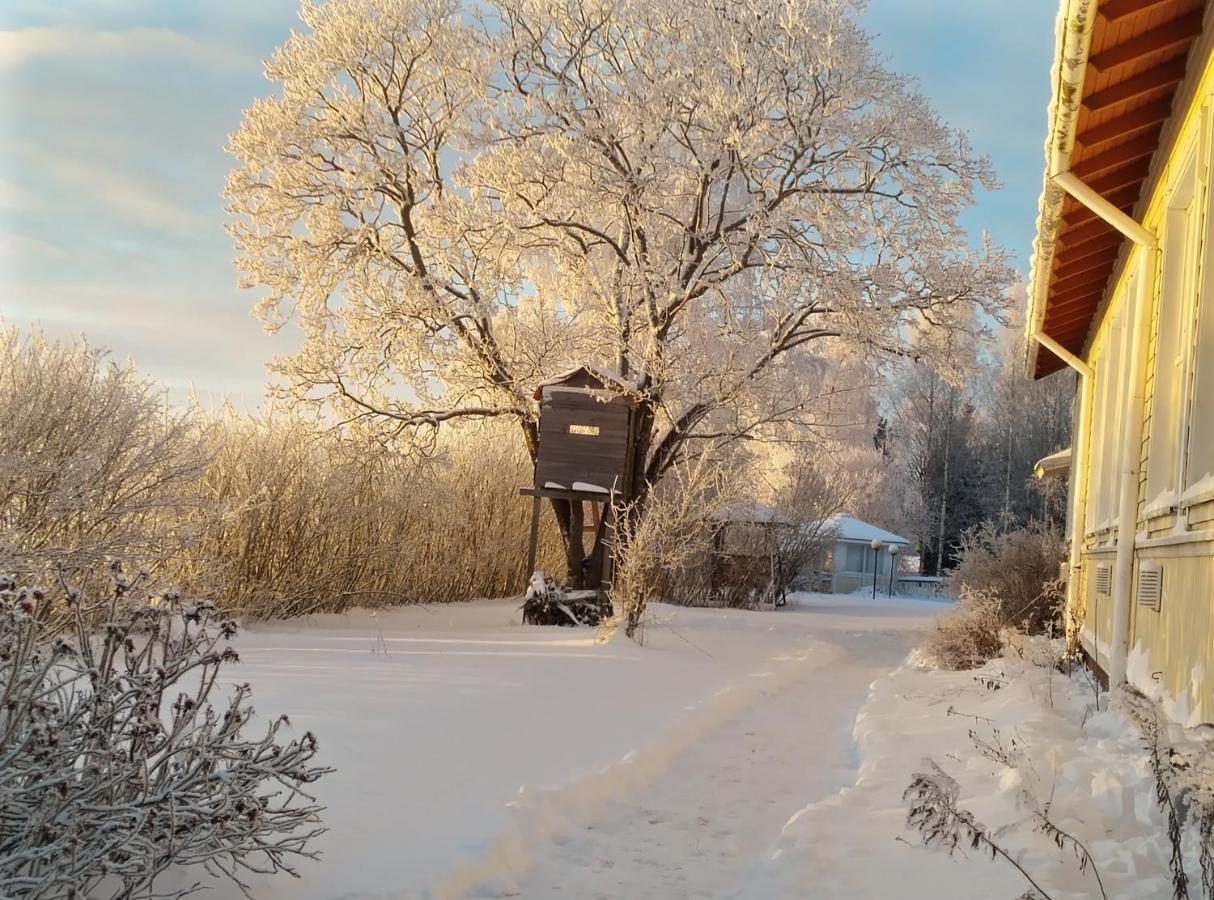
[1026,0,1101,378]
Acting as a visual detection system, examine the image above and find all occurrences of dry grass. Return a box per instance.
[953,521,1065,633]
[922,586,1005,671]
[0,326,563,618]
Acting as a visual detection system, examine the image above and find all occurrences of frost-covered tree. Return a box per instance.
[226,0,1012,583]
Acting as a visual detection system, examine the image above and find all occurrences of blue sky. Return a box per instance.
[0,0,1057,404]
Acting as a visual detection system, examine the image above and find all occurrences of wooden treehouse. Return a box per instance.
[520,367,640,624]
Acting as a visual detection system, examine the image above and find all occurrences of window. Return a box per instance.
[1145,149,1201,511]
[840,544,867,573]
[1184,125,1214,499]
[1086,294,1131,535]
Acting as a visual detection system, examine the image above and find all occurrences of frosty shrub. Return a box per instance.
[0,327,207,586]
[612,455,741,638]
[190,412,564,617]
[0,325,564,618]
[0,568,331,899]
[954,520,1066,634]
[922,586,1005,670]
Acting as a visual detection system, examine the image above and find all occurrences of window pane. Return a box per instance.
[1146,159,1200,507]
[1186,168,1214,493]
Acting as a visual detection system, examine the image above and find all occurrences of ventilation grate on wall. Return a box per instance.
[1137,563,1163,612]
[1095,563,1112,596]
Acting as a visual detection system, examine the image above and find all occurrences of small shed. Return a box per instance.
[819,515,912,595]
[707,502,792,606]
[532,367,637,496]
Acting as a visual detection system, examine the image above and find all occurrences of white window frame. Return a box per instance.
[1181,104,1214,506]
[1144,139,1203,518]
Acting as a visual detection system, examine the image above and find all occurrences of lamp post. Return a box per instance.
[888,544,899,598]
[869,538,882,600]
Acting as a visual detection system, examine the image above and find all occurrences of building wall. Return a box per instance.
[1075,43,1214,723]
[830,539,903,594]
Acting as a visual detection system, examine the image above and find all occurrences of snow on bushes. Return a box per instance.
[0,326,564,618]
[0,568,330,899]
[953,521,1066,633]
[750,637,1210,899]
[920,586,1006,671]
[923,522,1065,671]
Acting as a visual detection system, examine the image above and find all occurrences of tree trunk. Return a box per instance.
[935,391,952,576]
[550,498,587,587]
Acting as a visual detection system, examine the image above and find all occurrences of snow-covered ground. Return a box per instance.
[204,592,946,899]
[748,637,1201,900]
[195,592,1202,900]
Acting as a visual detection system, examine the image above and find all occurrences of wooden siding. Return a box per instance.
[1073,42,1214,721]
[1128,548,1214,721]
[534,389,632,492]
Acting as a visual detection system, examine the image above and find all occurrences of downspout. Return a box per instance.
[1029,329,1092,657]
[1046,171,1157,688]
[1108,249,1154,686]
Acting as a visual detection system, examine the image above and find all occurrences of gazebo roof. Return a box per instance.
[713,501,790,525]
[827,514,911,547]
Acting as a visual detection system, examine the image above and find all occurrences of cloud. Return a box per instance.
[0,277,291,404]
[21,149,210,237]
[0,177,37,212]
[0,26,249,72]
[0,232,65,262]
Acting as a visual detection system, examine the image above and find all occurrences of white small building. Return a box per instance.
[820,515,912,595]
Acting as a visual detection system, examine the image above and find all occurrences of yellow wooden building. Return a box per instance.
[1027,0,1214,722]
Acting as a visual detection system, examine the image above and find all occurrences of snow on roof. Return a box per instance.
[1033,446,1072,480]
[713,501,789,525]
[533,365,633,399]
[827,514,910,546]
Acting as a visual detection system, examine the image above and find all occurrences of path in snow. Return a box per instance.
[193,592,945,900]
[510,616,927,899]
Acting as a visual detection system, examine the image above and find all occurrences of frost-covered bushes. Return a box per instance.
[0,327,207,585]
[0,326,563,618]
[612,455,739,638]
[921,586,1006,670]
[191,413,563,617]
[0,568,330,898]
[921,522,1064,670]
[953,520,1065,633]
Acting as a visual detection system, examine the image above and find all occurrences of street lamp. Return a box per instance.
[888,544,899,598]
[869,538,882,600]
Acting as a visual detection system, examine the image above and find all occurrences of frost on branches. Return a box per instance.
[0,568,331,899]
[226,0,1013,581]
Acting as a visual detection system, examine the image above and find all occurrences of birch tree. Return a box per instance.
[226,0,1012,583]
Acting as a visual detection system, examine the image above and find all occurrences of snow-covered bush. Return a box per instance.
[953,521,1065,633]
[921,586,1006,670]
[612,455,740,638]
[0,568,330,898]
[191,412,564,617]
[0,326,207,585]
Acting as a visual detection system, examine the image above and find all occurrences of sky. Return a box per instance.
[0,0,1058,406]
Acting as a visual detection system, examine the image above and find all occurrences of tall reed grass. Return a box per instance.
[0,326,563,618]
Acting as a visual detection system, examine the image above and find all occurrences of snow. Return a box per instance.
[746,637,1189,900]
[188,594,1186,900]
[1127,639,1208,727]
[571,481,609,494]
[826,513,910,546]
[714,500,788,524]
[195,592,944,899]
